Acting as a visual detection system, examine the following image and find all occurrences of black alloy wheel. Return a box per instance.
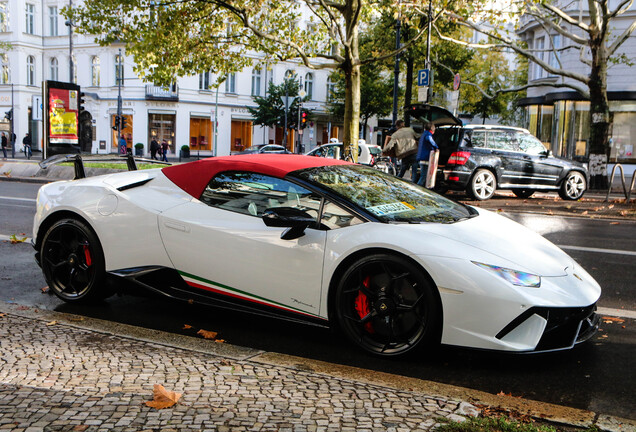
[513,189,535,199]
[40,218,111,303]
[335,254,440,357]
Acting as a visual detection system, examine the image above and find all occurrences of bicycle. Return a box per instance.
[371,155,397,176]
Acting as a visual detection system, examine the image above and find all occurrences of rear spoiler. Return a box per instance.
[39,153,171,180]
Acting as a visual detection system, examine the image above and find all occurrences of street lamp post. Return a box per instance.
[391,2,401,127]
[66,0,74,83]
[426,0,433,101]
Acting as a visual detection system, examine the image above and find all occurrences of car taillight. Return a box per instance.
[448,151,471,165]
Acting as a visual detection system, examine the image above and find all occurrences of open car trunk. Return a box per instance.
[405,104,463,166]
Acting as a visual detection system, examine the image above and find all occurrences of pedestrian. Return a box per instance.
[22,132,32,160]
[382,120,419,181]
[1,132,7,160]
[150,138,159,160]
[416,121,439,188]
[119,135,127,155]
[161,139,169,162]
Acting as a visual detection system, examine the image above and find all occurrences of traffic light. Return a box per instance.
[4,109,12,121]
[79,92,86,112]
[301,111,307,125]
[120,116,128,130]
[112,115,120,131]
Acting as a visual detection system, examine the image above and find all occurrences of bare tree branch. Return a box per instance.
[541,3,590,32]
[524,9,588,45]
[609,0,635,18]
[435,19,591,84]
[608,18,636,57]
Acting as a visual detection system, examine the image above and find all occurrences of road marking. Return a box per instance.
[559,245,636,257]
[597,307,636,320]
[0,234,32,242]
[0,196,36,202]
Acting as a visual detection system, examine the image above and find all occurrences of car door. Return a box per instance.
[488,130,530,185]
[517,133,563,186]
[158,172,327,318]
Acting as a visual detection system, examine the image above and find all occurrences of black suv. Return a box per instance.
[406,104,588,200]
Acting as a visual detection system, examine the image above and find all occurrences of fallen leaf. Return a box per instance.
[145,384,182,409]
[215,339,225,343]
[546,210,554,215]
[602,316,625,324]
[9,234,27,244]
[187,299,194,305]
[581,211,588,215]
[73,425,89,431]
[41,286,50,293]
[197,329,218,340]
[67,316,85,322]
[46,320,58,326]
[16,306,29,311]
[182,324,192,330]
[610,222,620,225]
[592,206,605,211]
[0,313,6,318]
[608,204,615,209]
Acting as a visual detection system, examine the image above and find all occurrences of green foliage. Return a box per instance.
[135,143,144,149]
[436,416,564,432]
[248,75,311,131]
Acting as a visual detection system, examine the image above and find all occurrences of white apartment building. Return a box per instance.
[0,0,346,157]
[516,0,636,168]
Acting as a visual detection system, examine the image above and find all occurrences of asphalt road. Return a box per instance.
[1,181,635,419]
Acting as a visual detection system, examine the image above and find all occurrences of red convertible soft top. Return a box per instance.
[162,154,352,198]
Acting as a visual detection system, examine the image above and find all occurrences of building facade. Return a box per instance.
[0,0,352,158]
[516,1,636,172]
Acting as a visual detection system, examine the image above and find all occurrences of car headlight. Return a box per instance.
[472,262,541,288]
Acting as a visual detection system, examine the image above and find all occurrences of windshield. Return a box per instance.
[295,165,475,223]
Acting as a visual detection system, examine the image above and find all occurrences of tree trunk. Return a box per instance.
[342,0,361,161]
[587,38,610,190]
[404,53,414,126]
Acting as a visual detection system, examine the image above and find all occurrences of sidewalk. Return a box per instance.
[1,302,634,432]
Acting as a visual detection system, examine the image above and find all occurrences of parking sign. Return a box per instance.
[417,69,429,86]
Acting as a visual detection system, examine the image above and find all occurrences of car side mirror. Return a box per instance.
[542,149,552,158]
[262,207,315,240]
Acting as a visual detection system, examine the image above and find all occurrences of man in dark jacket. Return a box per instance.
[1,132,7,160]
[416,122,439,187]
[22,133,32,159]
[150,138,159,160]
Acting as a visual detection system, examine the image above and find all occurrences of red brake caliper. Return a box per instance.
[82,245,92,267]
[354,276,374,333]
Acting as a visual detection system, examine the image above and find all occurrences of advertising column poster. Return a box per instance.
[43,81,81,158]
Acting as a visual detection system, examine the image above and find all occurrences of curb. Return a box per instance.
[1,301,634,431]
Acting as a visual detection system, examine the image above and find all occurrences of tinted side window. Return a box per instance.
[518,134,548,155]
[487,131,519,151]
[469,131,486,148]
[200,172,321,219]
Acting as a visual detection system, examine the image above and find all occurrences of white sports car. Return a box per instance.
[33,154,601,357]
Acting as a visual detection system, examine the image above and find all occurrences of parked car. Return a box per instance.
[238,144,292,154]
[34,154,600,357]
[306,140,382,165]
[407,104,589,200]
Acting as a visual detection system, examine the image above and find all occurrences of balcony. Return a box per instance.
[145,84,179,101]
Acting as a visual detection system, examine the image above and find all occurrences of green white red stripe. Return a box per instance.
[179,270,326,320]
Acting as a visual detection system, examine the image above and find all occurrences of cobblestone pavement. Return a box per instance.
[0,313,478,432]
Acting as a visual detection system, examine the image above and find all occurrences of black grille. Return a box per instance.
[497,304,598,352]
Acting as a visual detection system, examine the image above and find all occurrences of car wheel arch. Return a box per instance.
[36,210,96,252]
[326,247,443,342]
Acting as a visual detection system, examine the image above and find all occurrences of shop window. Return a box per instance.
[190,117,212,151]
[611,111,636,162]
[148,113,175,153]
[111,114,133,151]
[231,120,252,152]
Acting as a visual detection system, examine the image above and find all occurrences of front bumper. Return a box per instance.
[497,304,599,352]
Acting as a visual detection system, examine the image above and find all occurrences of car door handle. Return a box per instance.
[164,221,190,233]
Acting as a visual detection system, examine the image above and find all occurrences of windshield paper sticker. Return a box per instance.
[367,202,415,216]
